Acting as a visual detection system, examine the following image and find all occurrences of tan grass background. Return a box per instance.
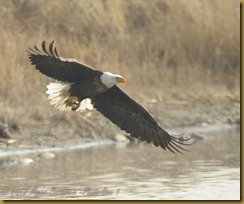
[0,0,240,133]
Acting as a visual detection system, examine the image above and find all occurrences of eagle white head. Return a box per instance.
[100,72,126,88]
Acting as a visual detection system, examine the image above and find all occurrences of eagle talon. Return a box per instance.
[65,96,80,111]
[71,101,80,111]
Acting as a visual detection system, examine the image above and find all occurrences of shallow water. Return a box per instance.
[0,124,240,200]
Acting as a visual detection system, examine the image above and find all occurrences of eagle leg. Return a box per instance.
[65,96,80,111]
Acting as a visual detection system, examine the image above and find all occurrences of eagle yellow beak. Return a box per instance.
[117,77,126,84]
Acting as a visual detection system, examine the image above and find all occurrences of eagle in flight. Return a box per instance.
[27,41,192,153]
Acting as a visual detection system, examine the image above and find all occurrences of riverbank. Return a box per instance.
[0,91,240,152]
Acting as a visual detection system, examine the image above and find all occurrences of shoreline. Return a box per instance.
[0,93,240,155]
[0,123,239,159]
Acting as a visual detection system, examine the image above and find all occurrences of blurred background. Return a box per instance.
[0,0,240,144]
[0,0,240,200]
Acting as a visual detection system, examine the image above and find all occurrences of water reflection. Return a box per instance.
[0,124,240,200]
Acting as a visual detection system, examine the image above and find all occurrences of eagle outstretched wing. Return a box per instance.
[93,86,191,153]
[27,41,99,83]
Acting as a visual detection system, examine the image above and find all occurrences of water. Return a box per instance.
[0,124,240,200]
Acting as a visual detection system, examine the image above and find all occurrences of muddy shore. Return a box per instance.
[0,92,240,152]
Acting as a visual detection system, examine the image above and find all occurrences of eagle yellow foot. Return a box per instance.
[65,96,80,111]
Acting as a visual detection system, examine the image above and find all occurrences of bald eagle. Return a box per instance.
[27,41,191,153]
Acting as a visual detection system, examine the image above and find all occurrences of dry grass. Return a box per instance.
[0,0,240,134]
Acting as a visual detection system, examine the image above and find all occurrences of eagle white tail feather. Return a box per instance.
[46,82,93,111]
